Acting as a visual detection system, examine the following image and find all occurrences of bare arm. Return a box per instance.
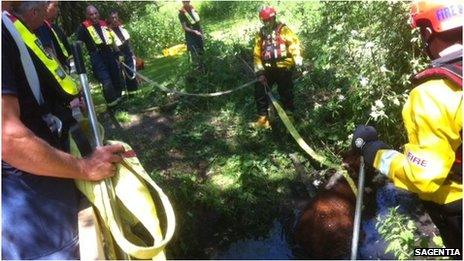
[181,21,201,36]
[2,95,124,181]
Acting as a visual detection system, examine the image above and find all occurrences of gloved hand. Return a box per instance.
[118,55,125,63]
[351,125,389,168]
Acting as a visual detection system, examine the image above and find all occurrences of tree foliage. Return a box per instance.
[127,3,184,57]
[298,1,428,149]
[58,1,154,35]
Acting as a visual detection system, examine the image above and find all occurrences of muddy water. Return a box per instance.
[214,183,430,259]
[214,220,293,259]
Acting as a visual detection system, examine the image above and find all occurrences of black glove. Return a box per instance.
[351,125,389,168]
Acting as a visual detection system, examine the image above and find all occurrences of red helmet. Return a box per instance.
[259,6,276,21]
[410,0,463,33]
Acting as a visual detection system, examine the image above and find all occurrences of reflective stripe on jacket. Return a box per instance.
[118,25,131,41]
[253,23,302,73]
[8,14,78,96]
[82,19,114,46]
[44,20,69,58]
[373,78,462,204]
[110,29,123,47]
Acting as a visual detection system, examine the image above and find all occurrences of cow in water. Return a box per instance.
[291,146,436,259]
[293,152,378,259]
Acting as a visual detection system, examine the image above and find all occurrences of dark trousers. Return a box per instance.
[422,199,462,257]
[2,171,81,259]
[185,33,204,65]
[121,47,139,92]
[254,67,294,116]
[90,50,123,104]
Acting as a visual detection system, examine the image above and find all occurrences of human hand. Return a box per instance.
[70,96,86,113]
[194,30,202,37]
[69,97,81,108]
[118,55,125,63]
[79,144,125,181]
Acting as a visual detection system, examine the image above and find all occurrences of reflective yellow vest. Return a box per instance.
[179,7,200,25]
[9,14,78,96]
[110,29,123,47]
[83,20,114,46]
[114,24,131,42]
[44,20,69,59]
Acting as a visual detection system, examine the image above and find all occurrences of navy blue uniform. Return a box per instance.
[2,21,81,260]
[113,26,138,93]
[77,22,123,106]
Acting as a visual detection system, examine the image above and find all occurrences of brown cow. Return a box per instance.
[293,152,378,259]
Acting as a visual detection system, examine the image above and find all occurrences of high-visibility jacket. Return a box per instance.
[6,13,78,98]
[373,53,462,205]
[44,20,70,59]
[179,7,200,26]
[110,24,131,50]
[114,24,131,42]
[82,19,121,47]
[253,23,302,73]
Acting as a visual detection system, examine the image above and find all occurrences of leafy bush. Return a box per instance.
[376,206,444,260]
[299,1,428,150]
[128,3,184,57]
[200,0,262,21]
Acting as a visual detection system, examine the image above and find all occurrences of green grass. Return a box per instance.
[88,3,351,259]
[88,13,338,257]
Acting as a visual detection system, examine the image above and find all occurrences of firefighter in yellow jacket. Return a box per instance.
[251,6,303,128]
[352,0,462,252]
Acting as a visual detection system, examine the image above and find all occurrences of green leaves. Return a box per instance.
[299,1,428,150]
[128,3,184,57]
[376,206,437,260]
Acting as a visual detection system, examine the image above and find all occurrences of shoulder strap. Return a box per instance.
[45,20,70,58]
[413,52,463,88]
[2,11,43,105]
[431,50,462,67]
[275,23,285,34]
[3,11,64,134]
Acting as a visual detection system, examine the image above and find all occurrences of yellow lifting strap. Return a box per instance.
[71,136,176,260]
[266,91,358,196]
